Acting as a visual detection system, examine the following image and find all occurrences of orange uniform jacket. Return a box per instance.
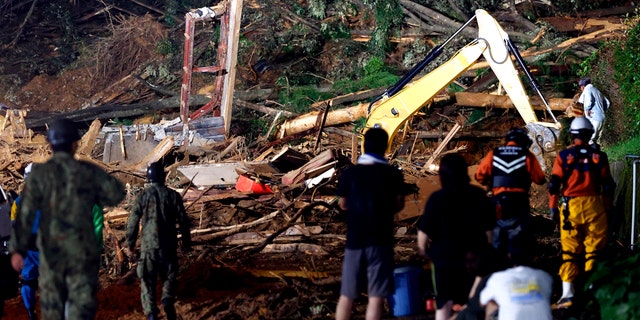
[475,141,546,195]
[548,141,614,210]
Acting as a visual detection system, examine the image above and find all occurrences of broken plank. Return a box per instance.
[421,123,462,173]
[77,119,102,157]
[177,162,242,187]
[127,135,175,173]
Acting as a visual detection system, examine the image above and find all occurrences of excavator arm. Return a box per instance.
[364,9,560,168]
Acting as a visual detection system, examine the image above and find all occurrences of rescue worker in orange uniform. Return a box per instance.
[475,128,546,256]
[548,117,615,309]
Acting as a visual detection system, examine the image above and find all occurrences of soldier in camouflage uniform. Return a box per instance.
[10,118,126,319]
[126,161,192,320]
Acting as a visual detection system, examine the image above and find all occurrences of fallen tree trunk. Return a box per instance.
[309,87,386,110]
[234,100,294,117]
[277,102,368,138]
[277,93,569,138]
[25,95,212,128]
[455,92,573,111]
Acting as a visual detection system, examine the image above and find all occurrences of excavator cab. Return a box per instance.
[363,9,560,169]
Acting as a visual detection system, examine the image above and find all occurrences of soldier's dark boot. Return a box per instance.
[147,313,158,320]
[162,298,177,320]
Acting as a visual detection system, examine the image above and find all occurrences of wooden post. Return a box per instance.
[220,0,243,135]
[180,15,195,145]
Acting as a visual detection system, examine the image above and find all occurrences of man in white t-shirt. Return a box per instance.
[577,77,609,147]
[479,234,553,320]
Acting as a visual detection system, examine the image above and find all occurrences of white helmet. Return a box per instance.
[24,163,33,180]
[569,117,594,141]
[569,117,594,135]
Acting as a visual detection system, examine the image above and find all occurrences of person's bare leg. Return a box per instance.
[336,295,353,320]
[484,301,498,320]
[365,296,384,320]
[435,300,453,320]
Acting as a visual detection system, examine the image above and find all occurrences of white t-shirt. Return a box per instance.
[578,84,608,122]
[479,266,553,320]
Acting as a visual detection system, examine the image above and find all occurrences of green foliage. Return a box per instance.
[332,71,398,94]
[232,109,270,142]
[613,21,640,136]
[308,0,327,19]
[363,56,385,76]
[155,39,179,57]
[603,135,640,162]
[143,63,177,84]
[320,23,351,40]
[414,0,500,20]
[363,0,403,55]
[163,0,180,26]
[44,1,73,29]
[111,118,134,126]
[585,252,640,319]
[292,2,306,16]
[331,56,398,93]
[277,84,334,114]
[402,39,430,68]
[248,116,269,140]
[334,0,358,20]
[274,56,399,115]
[554,0,629,14]
[352,117,367,133]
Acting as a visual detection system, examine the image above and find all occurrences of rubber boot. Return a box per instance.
[162,298,177,320]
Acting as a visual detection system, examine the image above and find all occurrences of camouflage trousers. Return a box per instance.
[39,253,100,319]
[136,249,178,316]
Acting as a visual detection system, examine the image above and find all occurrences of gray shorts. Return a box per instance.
[340,245,394,299]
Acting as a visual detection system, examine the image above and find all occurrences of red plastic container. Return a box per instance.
[235,175,273,194]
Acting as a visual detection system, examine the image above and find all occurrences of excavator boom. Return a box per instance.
[364,9,559,168]
[365,41,487,144]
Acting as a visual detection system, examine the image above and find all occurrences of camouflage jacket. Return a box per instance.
[10,152,125,259]
[126,183,191,253]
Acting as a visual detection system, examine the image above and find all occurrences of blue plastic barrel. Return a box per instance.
[388,265,422,317]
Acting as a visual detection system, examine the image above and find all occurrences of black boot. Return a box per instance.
[147,313,157,320]
[162,298,177,320]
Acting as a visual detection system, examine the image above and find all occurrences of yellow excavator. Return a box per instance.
[363,9,560,168]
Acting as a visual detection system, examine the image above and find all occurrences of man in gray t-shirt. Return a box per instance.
[578,77,609,147]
